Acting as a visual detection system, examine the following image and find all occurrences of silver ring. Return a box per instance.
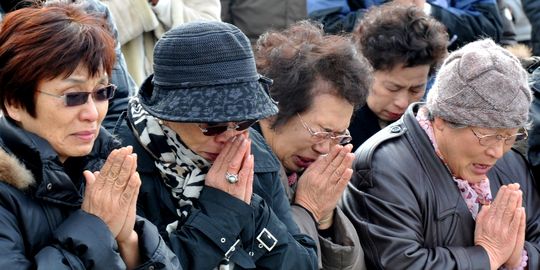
[225,172,239,184]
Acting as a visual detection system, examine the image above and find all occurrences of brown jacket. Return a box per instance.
[280,167,366,270]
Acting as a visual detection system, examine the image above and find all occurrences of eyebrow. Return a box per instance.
[385,81,426,89]
[321,126,347,134]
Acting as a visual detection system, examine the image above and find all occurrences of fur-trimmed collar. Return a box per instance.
[0,147,35,190]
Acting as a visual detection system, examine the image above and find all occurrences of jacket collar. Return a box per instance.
[401,103,474,221]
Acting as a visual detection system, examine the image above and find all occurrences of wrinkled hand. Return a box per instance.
[82,146,140,239]
[205,134,254,204]
[474,184,524,269]
[504,184,526,268]
[116,169,141,243]
[294,144,354,228]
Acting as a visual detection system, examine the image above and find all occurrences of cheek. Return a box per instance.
[191,136,215,153]
[409,91,424,102]
[96,103,108,122]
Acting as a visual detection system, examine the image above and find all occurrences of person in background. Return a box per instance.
[0,2,178,269]
[254,21,373,269]
[221,0,307,45]
[343,39,540,269]
[113,21,318,269]
[348,4,447,151]
[522,56,540,191]
[522,0,540,56]
[105,0,221,85]
[310,0,502,51]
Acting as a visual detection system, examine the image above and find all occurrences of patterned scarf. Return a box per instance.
[416,107,492,219]
[129,98,210,230]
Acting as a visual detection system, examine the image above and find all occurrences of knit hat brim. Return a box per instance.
[138,75,279,123]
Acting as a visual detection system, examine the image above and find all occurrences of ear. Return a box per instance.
[432,117,446,131]
[4,100,23,122]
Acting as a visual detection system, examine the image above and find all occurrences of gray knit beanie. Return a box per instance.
[426,39,532,129]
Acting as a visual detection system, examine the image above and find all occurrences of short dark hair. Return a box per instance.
[255,20,372,129]
[0,2,116,118]
[354,3,448,76]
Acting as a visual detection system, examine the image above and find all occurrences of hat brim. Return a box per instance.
[138,75,278,123]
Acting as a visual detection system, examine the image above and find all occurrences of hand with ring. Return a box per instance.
[225,172,239,184]
[205,134,254,204]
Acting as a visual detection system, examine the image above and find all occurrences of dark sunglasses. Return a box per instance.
[38,84,117,107]
[198,119,258,136]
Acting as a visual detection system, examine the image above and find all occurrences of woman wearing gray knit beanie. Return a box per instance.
[342,39,540,269]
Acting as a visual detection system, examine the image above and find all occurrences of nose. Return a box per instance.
[393,91,409,111]
[79,95,99,122]
[312,139,332,155]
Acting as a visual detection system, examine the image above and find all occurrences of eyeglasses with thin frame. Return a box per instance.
[297,113,352,145]
[198,119,258,136]
[37,84,117,107]
[470,128,528,147]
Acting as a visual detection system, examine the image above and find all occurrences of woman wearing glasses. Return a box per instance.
[343,39,540,269]
[0,3,178,269]
[113,21,318,269]
[253,21,372,269]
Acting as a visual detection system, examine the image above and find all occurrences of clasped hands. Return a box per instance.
[294,144,355,230]
[475,183,526,269]
[81,146,141,246]
[206,133,254,205]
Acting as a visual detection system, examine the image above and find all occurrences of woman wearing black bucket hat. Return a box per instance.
[113,21,318,269]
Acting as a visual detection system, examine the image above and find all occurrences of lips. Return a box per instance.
[73,130,96,142]
[386,111,403,120]
[471,163,493,175]
[293,155,316,169]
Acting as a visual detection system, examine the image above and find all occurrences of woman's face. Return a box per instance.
[263,91,354,173]
[367,64,430,122]
[433,118,518,183]
[5,66,109,162]
[164,121,249,162]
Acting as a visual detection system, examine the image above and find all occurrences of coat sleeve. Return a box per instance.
[132,216,182,270]
[165,186,318,269]
[291,205,365,270]
[342,152,490,270]
[253,172,319,269]
[0,207,125,269]
[428,0,503,50]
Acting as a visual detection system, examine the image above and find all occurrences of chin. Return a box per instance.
[70,147,94,157]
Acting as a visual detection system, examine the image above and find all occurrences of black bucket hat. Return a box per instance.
[138,21,278,123]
